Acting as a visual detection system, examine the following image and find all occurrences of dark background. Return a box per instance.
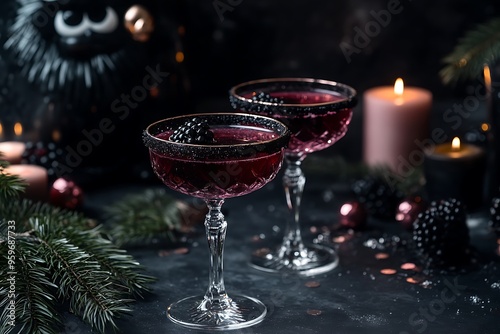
[181,0,500,104]
[173,0,498,165]
[1,0,499,185]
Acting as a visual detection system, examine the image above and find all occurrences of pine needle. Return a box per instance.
[440,17,500,85]
[0,239,61,334]
[0,154,156,334]
[0,158,27,201]
[66,226,156,298]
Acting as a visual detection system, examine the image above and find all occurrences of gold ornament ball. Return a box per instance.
[124,5,155,42]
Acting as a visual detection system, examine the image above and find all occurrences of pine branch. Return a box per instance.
[0,198,155,334]
[0,199,96,235]
[67,226,156,298]
[105,189,181,246]
[32,217,134,334]
[0,239,61,334]
[0,158,26,203]
[440,17,500,85]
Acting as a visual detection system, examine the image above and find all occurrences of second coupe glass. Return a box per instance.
[230,78,357,276]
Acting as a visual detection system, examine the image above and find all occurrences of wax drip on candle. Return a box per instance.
[394,78,404,105]
[452,137,461,152]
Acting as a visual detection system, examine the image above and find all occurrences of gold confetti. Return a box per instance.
[158,250,171,257]
[307,309,322,316]
[375,253,389,260]
[174,247,189,255]
[406,277,421,284]
[332,236,346,243]
[305,281,321,288]
[253,248,270,257]
[400,263,416,270]
[380,268,397,275]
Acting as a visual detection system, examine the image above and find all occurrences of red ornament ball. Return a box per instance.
[339,201,367,229]
[50,178,84,210]
[395,196,426,230]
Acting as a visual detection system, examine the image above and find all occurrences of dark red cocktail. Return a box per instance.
[143,113,290,330]
[230,78,357,276]
[258,91,353,155]
[150,126,285,198]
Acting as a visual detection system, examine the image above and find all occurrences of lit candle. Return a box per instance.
[3,165,49,202]
[14,122,23,139]
[424,137,486,210]
[363,78,432,174]
[0,141,26,164]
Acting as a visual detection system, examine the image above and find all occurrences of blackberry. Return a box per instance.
[412,198,470,268]
[252,91,283,104]
[169,117,215,144]
[22,141,64,182]
[351,176,404,220]
[489,197,500,237]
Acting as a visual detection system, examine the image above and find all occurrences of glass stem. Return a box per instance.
[202,199,231,311]
[280,156,307,259]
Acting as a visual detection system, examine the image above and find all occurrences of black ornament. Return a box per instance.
[352,176,404,220]
[489,197,500,237]
[412,198,471,269]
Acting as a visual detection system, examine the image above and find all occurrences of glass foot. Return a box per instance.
[167,294,267,330]
[250,243,339,276]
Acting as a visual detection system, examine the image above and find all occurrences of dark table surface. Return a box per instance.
[57,98,500,334]
[63,160,500,334]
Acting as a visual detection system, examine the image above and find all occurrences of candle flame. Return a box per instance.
[451,137,461,151]
[52,130,61,142]
[0,123,3,136]
[175,51,185,63]
[394,78,404,96]
[484,65,492,92]
[14,122,23,136]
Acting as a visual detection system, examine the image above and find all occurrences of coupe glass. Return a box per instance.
[229,78,357,276]
[143,113,290,330]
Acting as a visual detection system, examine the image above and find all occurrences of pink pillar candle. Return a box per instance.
[363,79,432,174]
[4,165,49,202]
[0,141,26,164]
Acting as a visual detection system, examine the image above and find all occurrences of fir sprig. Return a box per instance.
[440,17,500,85]
[0,159,155,334]
[105,189,182,246]
[0,157,26,200]
[1,238,62,334]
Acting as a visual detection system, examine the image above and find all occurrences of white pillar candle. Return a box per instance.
[0,141,26,164]
[363,78,432,174]
[4,165,48,202]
